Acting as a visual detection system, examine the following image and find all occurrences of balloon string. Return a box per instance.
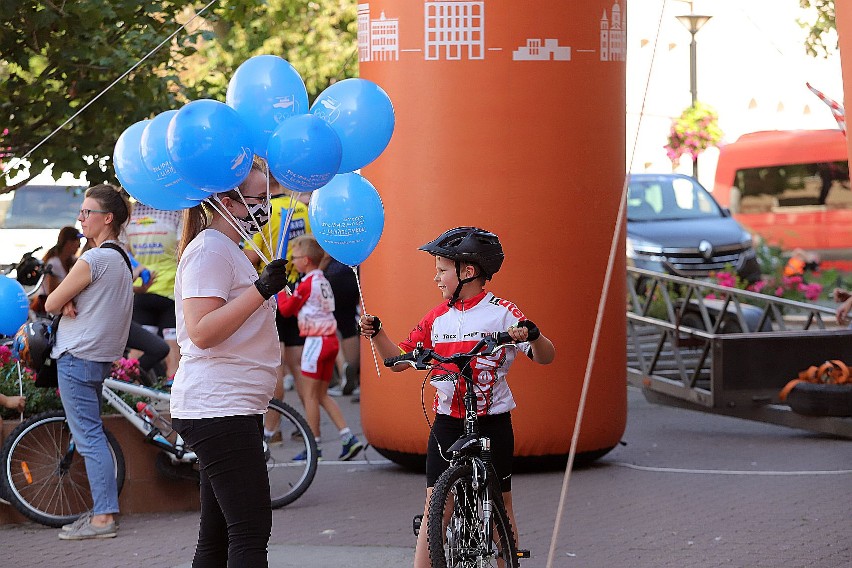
[16,361,24,422]
[353,265,381,378]
[234,189,274,259]
[209,196,270,266]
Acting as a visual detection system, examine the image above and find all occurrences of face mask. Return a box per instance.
[234,201,270,235]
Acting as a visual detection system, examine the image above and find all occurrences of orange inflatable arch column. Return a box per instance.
[358,0,628,470]
[837,2,852,168]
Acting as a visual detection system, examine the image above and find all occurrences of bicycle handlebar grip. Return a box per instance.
[494,331,514,344]
[384,353,414,367]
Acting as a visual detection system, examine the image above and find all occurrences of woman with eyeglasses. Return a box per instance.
[45,184,134,540]
[170,159,289,567]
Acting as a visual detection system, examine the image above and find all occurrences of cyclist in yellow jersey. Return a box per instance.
[126,203,183,380]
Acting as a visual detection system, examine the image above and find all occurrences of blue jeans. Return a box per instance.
[57,353,120,516]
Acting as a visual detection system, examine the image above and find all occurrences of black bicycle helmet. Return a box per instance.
[420,227,504,307]
[419,227,504,279]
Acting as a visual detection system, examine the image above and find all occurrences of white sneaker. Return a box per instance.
[283,374,295,391]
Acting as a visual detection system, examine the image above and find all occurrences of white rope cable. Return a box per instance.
[17,0,221,165]
[353,266,381,377]
[544,2,668,565]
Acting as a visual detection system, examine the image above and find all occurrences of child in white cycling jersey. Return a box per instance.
[358,226,555,568]
[278,235,363,461]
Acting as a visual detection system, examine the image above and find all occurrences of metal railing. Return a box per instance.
[626,267,852,437]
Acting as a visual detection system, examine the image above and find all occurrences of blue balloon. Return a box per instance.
[267,114,342,193]
[167,99,254,192]
[227,55,309,156]
[308,173,384,266]
[310,78,395,173]
[141,111,213,201]
[113,121,202,211]
[0,275,29,336]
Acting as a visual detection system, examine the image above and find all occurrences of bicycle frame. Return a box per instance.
[101,378,196,463]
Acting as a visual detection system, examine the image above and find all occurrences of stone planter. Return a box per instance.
[0,414,199,525]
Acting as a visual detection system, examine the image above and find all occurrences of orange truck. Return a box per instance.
[712,129,852,270]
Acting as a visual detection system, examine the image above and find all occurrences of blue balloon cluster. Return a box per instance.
[0,276,29,336]
[112,54,393,264]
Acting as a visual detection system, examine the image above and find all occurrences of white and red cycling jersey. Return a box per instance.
[399,290,531,418]
[278,269,337,337]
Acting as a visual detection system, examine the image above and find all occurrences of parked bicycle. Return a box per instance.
[384,332,527,568]
[0,376,318,527]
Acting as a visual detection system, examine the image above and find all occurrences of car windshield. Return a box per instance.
[0,185,85,229]
[627,177,722,221]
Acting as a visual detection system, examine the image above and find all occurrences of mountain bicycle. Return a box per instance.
[384,332,527,568]
[0,376,318,527]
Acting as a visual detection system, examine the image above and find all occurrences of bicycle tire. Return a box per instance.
[427,461,519,568]
[0,410,126,527]
[266,398,318,508]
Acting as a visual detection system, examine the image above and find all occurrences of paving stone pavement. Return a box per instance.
[1,387,850,568]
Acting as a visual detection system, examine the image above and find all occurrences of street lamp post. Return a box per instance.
[676,12,712,178]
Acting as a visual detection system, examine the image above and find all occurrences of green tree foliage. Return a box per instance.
[799,0,836,58]
[191,0,358,102]
[0,1,217,192]
[0,0,357,194]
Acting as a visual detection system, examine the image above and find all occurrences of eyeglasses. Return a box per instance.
[79,209,109,219]
[241,195,269,207]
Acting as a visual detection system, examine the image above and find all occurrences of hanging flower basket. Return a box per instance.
[664,102,723,168]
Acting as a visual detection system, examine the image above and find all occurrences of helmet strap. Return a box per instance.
[448,261,479,307]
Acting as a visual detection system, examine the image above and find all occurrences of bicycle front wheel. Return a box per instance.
[265,398,318,508]
[0,410,126,527]
[427,462,519,568]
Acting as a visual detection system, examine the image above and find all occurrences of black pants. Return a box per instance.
[173,415,271,568]
[126,321,169,372]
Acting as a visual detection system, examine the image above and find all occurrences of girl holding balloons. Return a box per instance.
[169,160,289,567]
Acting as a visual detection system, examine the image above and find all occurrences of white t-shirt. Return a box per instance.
[170,229,280,419]
[37,257,67,297]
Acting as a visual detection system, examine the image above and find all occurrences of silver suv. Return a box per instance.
[626,173,761,282]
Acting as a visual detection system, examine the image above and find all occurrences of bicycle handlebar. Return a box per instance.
[383,331,515,370]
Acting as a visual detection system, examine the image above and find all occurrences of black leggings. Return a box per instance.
[125,321,169,372]
[172,415,271,568]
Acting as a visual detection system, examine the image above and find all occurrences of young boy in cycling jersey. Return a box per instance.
[278,235,363,461]
[358,226,556,567]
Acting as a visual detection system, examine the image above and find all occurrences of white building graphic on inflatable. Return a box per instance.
[357,0,624,63]
[600,0,626,62]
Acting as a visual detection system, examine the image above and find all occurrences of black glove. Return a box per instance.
[357,315,382,338]
[255,259,290,300]
[517,319,540,342]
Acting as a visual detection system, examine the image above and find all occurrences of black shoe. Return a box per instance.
[413,514,422,537]
[342,362,359,395]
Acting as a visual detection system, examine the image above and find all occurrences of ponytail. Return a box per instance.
[177,201,214,260]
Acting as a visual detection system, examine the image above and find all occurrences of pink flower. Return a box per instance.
[0,344,11,365]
